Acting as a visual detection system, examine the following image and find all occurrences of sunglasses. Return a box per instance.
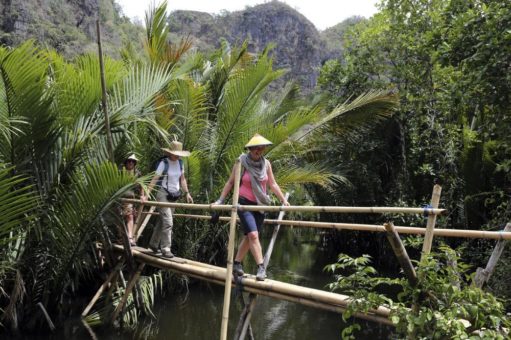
[250,146,266,151]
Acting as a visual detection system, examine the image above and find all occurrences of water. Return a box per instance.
[18,227,392,339]
[140,227,392,339]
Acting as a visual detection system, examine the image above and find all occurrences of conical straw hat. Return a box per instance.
[162,140,191,157]
[245,134,273,148]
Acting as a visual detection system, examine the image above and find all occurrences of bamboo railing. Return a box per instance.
[115,188,511,338]
[121,198,446,216]
[171,213,511,240]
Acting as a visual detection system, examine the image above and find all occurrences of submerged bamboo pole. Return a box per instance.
[121,198,446,215]
[474,222,511,288]
[220,160,241,340]
[110,263,145,323]
[421,184,442,258]
[384,222,417,286]
[173,214,511,240]
[82,261,124,317]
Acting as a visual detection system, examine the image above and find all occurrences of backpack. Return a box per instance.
[155,157,184,188]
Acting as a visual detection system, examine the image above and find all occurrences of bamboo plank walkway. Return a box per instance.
[111,244,393,325]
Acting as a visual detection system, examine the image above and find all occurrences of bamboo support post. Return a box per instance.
[110,263,145,323]
[121,198,445,215]
[384,222,417,286]
[96,20,114,162]
[82,261,124,317]
[235,193,290,340]
[421,184,442,258]
[173,213,511,240]
[474,222,511,288]
[220,159,241,340]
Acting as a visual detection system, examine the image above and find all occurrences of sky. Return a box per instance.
[115,0,379,31]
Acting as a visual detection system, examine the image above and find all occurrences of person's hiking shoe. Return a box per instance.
[233,263,244,276]
[149,245,161,255]
[256,265,266,281]
[161,248,174,258]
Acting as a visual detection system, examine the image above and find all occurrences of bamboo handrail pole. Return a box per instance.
[82,261,124,317]
[421,184,442,258]
[112,245,392,318]
[220,159,241,340]
[237,193,291,340]
[474,222,511,288]
[384,222,417,286]
[264,192,290,268]
[135,206,156,240]
[121,198,446,215]
[174,214,511,240]
[110,263,145,323]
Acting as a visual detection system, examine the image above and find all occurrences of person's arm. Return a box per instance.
[214,164,237,204]
[267,161,290,206]
[180,173,193,203]
[141,174,160,203]
[141,161,164,203]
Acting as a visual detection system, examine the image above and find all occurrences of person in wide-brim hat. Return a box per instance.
[161,140,191,157]
[214,133,289,281]
[143,140,193,258]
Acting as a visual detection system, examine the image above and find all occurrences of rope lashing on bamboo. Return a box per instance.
[423,204,433,217]
[172,213,511,240]
[121,198,446,215]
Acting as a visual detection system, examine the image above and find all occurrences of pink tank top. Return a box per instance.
[239,169,268,203]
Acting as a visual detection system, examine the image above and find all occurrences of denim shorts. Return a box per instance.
[238,196,265,235]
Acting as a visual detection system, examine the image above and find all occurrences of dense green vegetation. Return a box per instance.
[316,0,510,285]
[0,1,396,335]
[326,248,510,339]
[0,0,509,337]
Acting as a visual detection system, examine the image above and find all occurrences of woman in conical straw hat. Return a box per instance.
[143,140,193,258]
[214,133,289,281]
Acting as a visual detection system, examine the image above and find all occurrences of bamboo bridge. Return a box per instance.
[82,163,511,340]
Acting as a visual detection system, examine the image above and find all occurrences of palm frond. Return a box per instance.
[48,162,142,295]
[167,78,209,151]
[294,90,399,141]
[211,52,285,172]
[274,164,348,192]
[0,166,37,267]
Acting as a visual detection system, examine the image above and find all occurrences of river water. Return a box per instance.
[135,227,392,339]
[28,227,392,339]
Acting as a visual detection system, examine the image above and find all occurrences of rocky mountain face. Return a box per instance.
[0,0,142,57]
[169,1,342,91]
[0,0,359,91]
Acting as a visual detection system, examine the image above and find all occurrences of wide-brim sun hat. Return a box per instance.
[126,154,139,162]
[162,140,191,157]
[245,133,273,148]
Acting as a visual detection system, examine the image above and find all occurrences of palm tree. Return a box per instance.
[0,39,183,331]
